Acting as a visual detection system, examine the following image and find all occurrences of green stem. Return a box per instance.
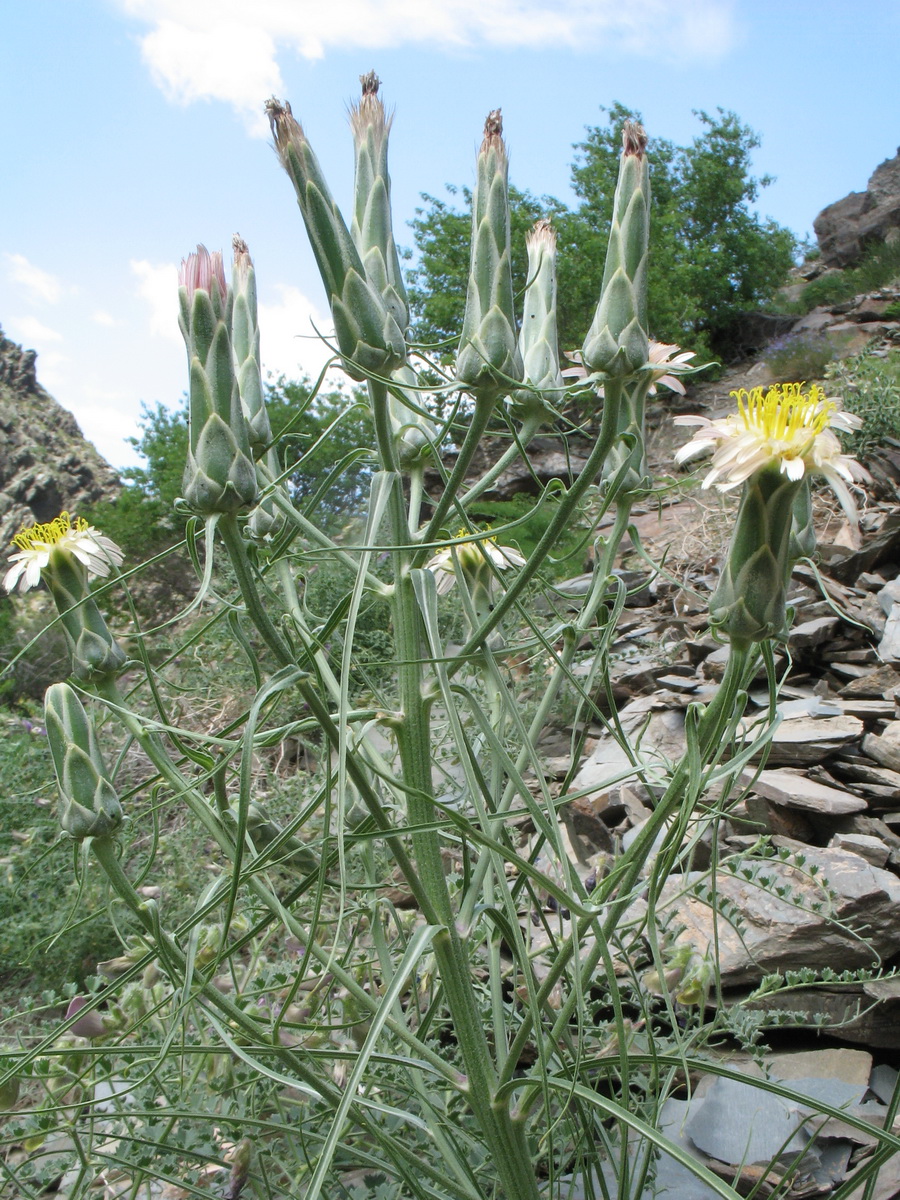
[501,642,755,1088]
[456,411,544,509]
[375,390,539,1195]
[452,378,625,664]
[219,514,295,667]
[421,392,498,545]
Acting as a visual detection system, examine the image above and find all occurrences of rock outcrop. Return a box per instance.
[0,326,120,547]
[814,148,900,268]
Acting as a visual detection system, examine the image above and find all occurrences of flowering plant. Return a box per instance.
[1,80,889,1200]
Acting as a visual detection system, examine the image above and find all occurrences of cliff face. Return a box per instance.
[814,149,900,268]
[0,327,120,548]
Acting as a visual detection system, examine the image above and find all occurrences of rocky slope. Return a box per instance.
[0,326,120,548]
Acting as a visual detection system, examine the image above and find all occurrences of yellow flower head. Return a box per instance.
[674,382,869,520]
[4,512,124,594]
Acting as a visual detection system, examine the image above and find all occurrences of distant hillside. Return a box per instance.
[0,326,120,547]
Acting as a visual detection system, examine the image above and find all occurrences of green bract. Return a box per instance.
[231,236,272,456]
[582,121,650,379]
[456,110,523,399]
[349,71,410,337]
[45,551,128,682]
[710,465,803,646]
[267,97,406,381]
[178,248,258,515]
[512,219,562,420]
[45,682,123,841]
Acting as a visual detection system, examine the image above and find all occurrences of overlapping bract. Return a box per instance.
[45,682,123,840]
[178,246,258,514]
[267,97,406,381]
[512,219,563,419]
[456,111,523,399]
[349,71,410,336]
[231,236,272,456]
[349,73,437,464]
[582,121,650,378]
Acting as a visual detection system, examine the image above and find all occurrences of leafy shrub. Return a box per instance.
[764,331,835,381]
[0,593,69,705]
[0,717,126,998]
[471,493,590,579]
[827,350,900,456]
[799,237,900,312]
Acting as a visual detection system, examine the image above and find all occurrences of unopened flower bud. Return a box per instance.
[45,683,123,840]
[179,245,258,514]
[511,220,562,421]
[790,478,817,561]
[457,110,523,400]
[266,98,406,380]
[231,237,272,456]
[582,120,650,379]
[349,72,409,336]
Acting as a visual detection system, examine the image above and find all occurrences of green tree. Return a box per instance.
[408,104,797,360]
[88,379,373,560]
[406,184,568,352]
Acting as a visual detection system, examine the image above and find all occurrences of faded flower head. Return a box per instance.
[426,530,526,595]
[562,340,696,396]
[4,513,124,594]
[646,341,697,395]
[674,382,868,520]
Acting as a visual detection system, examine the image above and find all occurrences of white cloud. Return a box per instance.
[258,283,345,386]
[7,316,64,345]
[30,351,70,394]
[130,259,182,343]
[92,310,120,327]
[5,253,64,304]
[117,0,737,123]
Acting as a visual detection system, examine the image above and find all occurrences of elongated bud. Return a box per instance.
[231,236,272,456]
[45,683,123,840]
[456,110,523,400]
[582,120,650,378]
[45,553,128,682]
[266,97,406,380]
[349,72,409,336]
[790,478,817,561]
[388,362,439,465]
[225,1138,253,1200]
[179,245,258,514]
[511,219,562,419]
[710,465,803,647]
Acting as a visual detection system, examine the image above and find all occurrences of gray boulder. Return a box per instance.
[814,149,900,267]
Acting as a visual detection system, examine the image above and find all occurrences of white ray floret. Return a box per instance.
[4,513,124,594]
[674,382,869,520]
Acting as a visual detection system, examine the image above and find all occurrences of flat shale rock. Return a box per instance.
[572,695,686,804]
[840,664,900,699]
[829,833,891,867]
[742,768,867,815]
[746,714,864,766]
[862,722,900,772]
[651,844,900,988]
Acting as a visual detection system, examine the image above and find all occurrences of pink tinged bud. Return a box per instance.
[66,996,108,1039]
[179,244,227,301]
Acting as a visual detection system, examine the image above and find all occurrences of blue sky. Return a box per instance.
[1,0,899,469]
